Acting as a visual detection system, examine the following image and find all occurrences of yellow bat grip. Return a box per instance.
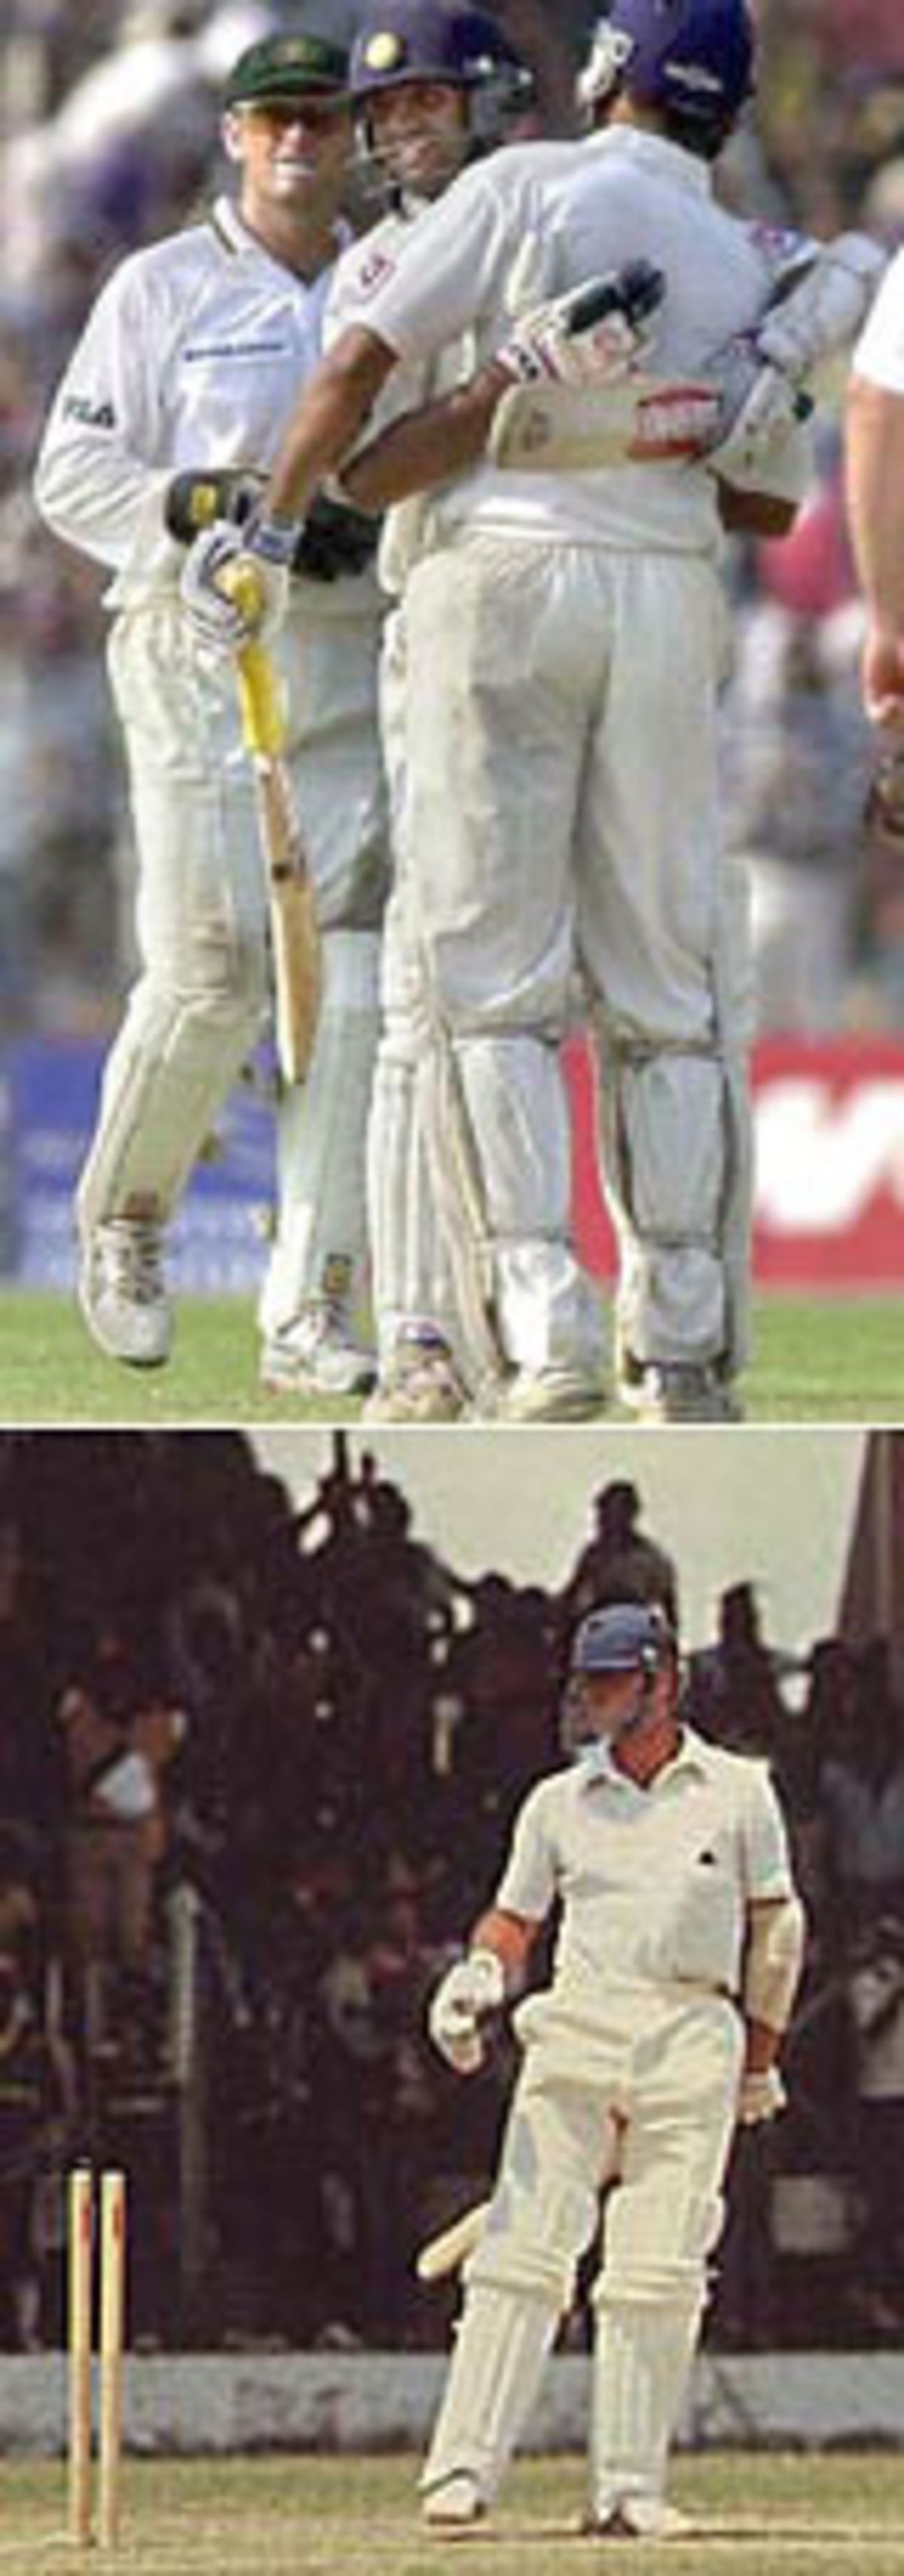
[219,560,286,758]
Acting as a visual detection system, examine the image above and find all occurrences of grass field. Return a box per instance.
[5,2452,904,2574]
[1,1289,902,1426]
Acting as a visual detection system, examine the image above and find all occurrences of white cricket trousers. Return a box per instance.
[401,531,753,1379]
[79,591,387,1322]
[421,1985,743,2513]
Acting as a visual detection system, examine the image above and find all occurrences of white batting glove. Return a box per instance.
[706,349,808,484]
[738,2065,786,2126]
[179,518,293,650]
[428,1949,505,2074]
[497,266,662,391]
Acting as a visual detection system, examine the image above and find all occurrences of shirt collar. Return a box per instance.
[211,194,350,270]
[582,124,714,200]
[574,1723,716,1793]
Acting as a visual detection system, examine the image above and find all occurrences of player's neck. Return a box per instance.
[237,194,340,282]
[614,1711,682,1789]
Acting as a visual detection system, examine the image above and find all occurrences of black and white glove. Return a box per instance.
[292,493,379,582]
[164,466,265,545]
[179,514,297,650]
[705,341,811,484]
[428,1949,505,2074]
[496,259,665,389]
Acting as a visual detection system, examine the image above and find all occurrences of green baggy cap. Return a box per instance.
[224,32,350,106]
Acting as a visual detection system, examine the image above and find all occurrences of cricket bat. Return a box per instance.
[415,2199,490,2285]
[489,371,724,473]
[221,560,321,1085]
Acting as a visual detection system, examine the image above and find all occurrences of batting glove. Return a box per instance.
[428,1949,505,2074]
[705,343,811,485]
[179,517,295,650]
[496,261,664,390]
[738,2065,786,2126]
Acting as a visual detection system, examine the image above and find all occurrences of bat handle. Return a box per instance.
[218,560,286,758]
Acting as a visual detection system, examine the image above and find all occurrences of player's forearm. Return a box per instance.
[469,1905,539,1979]
[264,325,396,523]
[340,362,510,510]
[845,374,904,634]
[717,484,799,539]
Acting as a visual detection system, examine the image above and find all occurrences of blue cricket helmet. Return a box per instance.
[579,0,756,144]
[570,1601,676,1677]
[350,0,527,100]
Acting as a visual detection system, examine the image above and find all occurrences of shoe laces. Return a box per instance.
[101,1219,164,1305]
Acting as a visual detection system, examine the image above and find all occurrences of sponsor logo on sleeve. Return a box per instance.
[62,394,116,429]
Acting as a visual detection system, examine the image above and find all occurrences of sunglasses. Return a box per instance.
[241,95,349,134]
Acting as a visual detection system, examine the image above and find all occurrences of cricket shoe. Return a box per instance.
[627,1363,743,1424]
[478,1363,606,1424]
[362,1330,469,1424]
[582,2499,695,2540]
[422,2474,486,2530]
[79,1218,173,1368]
[260,1300,376,1396]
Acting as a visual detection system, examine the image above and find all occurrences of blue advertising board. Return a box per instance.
[1,1038,275,1292]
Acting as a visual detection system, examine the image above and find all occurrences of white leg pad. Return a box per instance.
[259,928,380,1337]
[595,1031,730,1368]
[454,1033,606,1374]
[420,2285,559,2503]
[78,969,264,1235]
[590,2289,702,2515]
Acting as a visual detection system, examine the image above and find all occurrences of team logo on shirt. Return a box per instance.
[364,31,406,69]
[353,246,397,298]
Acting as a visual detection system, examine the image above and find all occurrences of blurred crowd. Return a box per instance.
[0,2,902,1040]
[1,1427,904,2353]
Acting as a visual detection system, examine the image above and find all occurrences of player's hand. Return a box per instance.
[738,2065,786,2125]
[496,261,664,390]
[179,520,292,650]
[427,1949,505,2074]
[706,351,808,482]
[862,628,904,730]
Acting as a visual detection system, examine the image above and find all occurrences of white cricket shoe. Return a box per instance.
[628,1363,742,1424]
[363,1332,469,1424]
[423,2474,485,2529]
[584,2498,695,2540]
[479,1364,606,1424]
[79,1219,173,1369]
[260,1301,376,1397]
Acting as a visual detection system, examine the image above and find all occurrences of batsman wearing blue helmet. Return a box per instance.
[423,1600,805,2538]
[182,0,884,1421]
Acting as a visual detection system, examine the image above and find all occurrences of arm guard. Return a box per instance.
[741,1894,806,2034]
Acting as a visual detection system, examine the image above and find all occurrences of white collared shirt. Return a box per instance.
[853,243,904,395]
[34,195,351,606]
[356,125,811,553]
[495,1726,794,2005]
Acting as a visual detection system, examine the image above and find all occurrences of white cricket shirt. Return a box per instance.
[34,195,356,608]
[853,243,904,394]
[494,1727,794,2007]
[356,124,810,553]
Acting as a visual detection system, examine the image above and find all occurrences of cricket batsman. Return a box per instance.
[846,243,904,841]
[34,32,388,1395]
[181,0,884,1424]
[420,1600,806,2538]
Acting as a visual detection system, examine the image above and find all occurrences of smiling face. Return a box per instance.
[364,77,469,199]
[225,90,353,231]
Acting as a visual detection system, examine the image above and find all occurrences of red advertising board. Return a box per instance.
[565,1034,904,1287]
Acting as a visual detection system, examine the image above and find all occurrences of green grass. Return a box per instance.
[5,2451,904,2574]
[0,1287,901,1426]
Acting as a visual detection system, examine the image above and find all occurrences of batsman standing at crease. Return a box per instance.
[181,0,884,1424]
[34,32,389,1395]
[421,1601,805,2540]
